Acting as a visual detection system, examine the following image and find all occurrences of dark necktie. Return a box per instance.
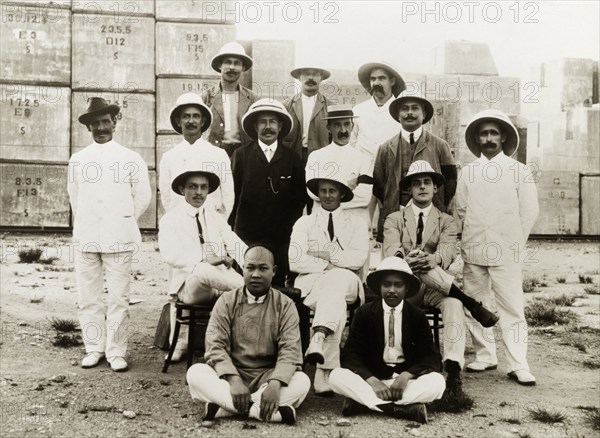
[416,212,424,245]
[389,307,395,347]
[195,212,205,244]
[409,133,415,145]
[328,212,334,241]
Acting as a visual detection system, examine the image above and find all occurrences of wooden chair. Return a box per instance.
[162,302,213,373]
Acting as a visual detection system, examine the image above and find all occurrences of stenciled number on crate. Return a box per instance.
[186,33,208,61]
[15,176,42,197]
[182,82,216,92]
[4,13,47,24]
[17,30,37,54]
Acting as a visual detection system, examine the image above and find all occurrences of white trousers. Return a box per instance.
[302,268,360,369]
[463,262,529,372]
[329,368,445,410]
[170,263,244,352]
[187,364,310,417]
[74,250,133,358]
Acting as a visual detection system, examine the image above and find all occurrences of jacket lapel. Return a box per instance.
[370,300,385,356]
[292,95,303,127]
[421,206,440,247]
[402,207,417,248]
[413,130,429,157]
[311,94,325,122]
[238,87,253,117]
[391,135,402,184]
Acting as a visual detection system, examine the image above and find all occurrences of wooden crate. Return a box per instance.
[155,0,236,23]
[581,174,600,235]
[156,77,220,133]
[251,40,294,100]
[71,13,154,91]
[434,41,498,76]
[0,5,71,84]
[429,101,459,159]
[320,82,370,106]
[0,0,70,7]
[71,91,155,167]
[531,171,579,235]
[71,0,154,16]
[138,169,156,229]
[0,84,71,162]
[0,162,70,227]
[155,22,235,77]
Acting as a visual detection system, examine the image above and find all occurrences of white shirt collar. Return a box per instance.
[401,126,423,144]
[183,202,205,218]
[411,202,432,218]
[479,150,506,163]
[317,205,343,220]
[245,288,267,303]
[382,299,404,313]
[258,139,278,153]
[301,93,317,103]
[91,139,116,148]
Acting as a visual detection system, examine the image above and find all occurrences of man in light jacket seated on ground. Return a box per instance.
[288,175,369,396]
[158,167,246,362]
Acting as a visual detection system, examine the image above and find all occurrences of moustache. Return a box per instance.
[371,84,384,93]
[96,131,111,135]
[403,116,416,120]
[305,80,317,86]
[260,128,277,135]
[185,123,198,129]
[337,132,350,139]
[482,142,498,147]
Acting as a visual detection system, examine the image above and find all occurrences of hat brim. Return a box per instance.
[358,63,406,97]
[465,117,519,158]
[171,171,221,195]
[211,53,253,73]
[170,104,213,134]
[389,96,434,124]
[242,110,293,141]
[400,171,445,191]
[78,105,120,125]
[306,178,354,203]
[290,67,331,80]
[366,269,421,298]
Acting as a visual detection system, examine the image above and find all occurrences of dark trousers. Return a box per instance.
[222,143,242,158]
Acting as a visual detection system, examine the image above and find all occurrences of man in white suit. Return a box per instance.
[289,176,369,395]
[159,92,234,218]
[455,109,539,386]
[159,167,247,361]
[68,97,151,372]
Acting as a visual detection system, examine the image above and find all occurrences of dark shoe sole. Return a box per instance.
[314,390,334,398]
[304,352,324,365]
[466,364,497,373]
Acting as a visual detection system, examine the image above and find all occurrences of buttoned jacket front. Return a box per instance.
[282,92,330,158]
[67,140,151,253]
[203,84,259,148]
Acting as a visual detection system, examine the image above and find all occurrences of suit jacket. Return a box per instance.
[289,206,369,298]
[229,141,306,243]
[203,84,259,148]
[373,130,456,241]
[282,92,330,158]
[382,203,457,270]
[340,299,442,381]
[158,203,248,296]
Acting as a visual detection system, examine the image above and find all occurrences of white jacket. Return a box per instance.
[289,206,369,297]
[67,140,151,253]
[158,138,234,218]
[158,202,247,296]
[454,152,539,266]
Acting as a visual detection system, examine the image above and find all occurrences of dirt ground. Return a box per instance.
[1,234,599,438]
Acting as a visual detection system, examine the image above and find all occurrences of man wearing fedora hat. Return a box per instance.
[328,257,445,423]
[229,99,306,288]
[204,41,259,157]
[455,110,538,386]
[159,92,233,218]
[288,176,368,395]
[68,97,151,372]
[383,160,498,395]
[373,91,457,242]
[282,67,332,167]
[350,62,405,161]
[158,167,247,362]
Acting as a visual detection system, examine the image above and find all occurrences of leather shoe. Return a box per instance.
[108,356,128,372]
[304,342,325,365]
[465,361,497,372]
[393,403,427,424]
[342,397,366,417]
[508,370,536,386]
[313,368,334,397]
[278,406,296,425]
[81,352,105,369]
[470,302,499,328]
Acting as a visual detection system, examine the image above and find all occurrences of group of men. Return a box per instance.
[67,40,539,425]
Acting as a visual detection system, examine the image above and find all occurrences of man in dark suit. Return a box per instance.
[229,99,306,288]
[329,257,445,423]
